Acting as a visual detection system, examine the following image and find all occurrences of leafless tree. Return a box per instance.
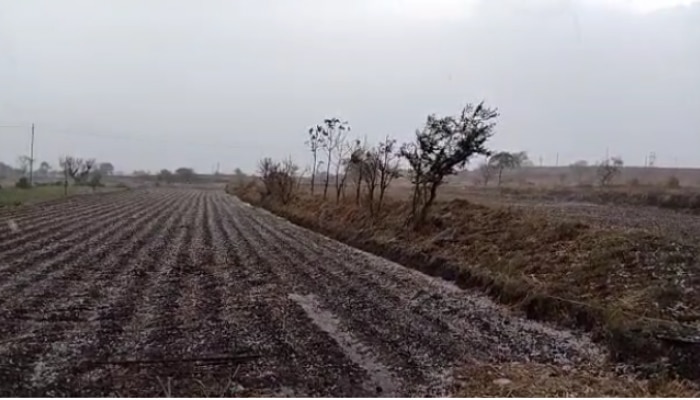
[59,156,95,187]
[569,160,589,184]
[16,155,32,176]
[362,149,381,214]
[348,140,368,205]
[319,118,350,200]
[257,157,300,204]
[332,133,352,202]
[478,160,496,186]
[376,136,400,213]
[597,157,623,186]
[306,126,325,195]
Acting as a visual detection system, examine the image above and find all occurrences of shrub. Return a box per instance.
[666,176,680,189]
[627,178,640,187]
[15,177,31,189]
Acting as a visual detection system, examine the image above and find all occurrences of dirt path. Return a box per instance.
[0,189,606,396]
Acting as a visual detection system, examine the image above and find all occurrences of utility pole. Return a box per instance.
[29,123,35,186]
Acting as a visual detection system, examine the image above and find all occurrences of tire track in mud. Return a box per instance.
[0,191,187,396]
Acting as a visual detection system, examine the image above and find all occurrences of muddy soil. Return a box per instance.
[0,189,606,396]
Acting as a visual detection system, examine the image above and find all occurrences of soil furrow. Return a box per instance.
[0,191,185,396]
[228,197,603,395]
[0,189,609,396]
[0,190,137,248]
[96,193,200,396]
[211,194,374,397]
[0,191,160,270]
[50,190,199,396]
[227,202,444,390]
[0,191,180,304]
[259,208,597,365]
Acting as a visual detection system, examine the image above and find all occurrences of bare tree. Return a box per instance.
[400,102,498,225]
[88,172,103,192]
[38,161,51,178]
[16,155,32,176]
[348,140,368,205]
[362,149,381,214]
[477,160,496,186]
[59,156,95,186]
[306,126,325,195]
[569,160,589,184]
[59,156,80,195]
[597,157,623,186]
[257,157,300,204]
[98,162,115,176]
[158,169,174,184]
[489,151,528,186]
[319,118,350,200]
[332,132,352,202]
[376,136,400,213]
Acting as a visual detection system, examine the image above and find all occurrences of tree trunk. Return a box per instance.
[310,152,317,195]
[355,170,363,205]
[377,186,386,214]
[63,169,68,196]
[323,153,332,200]
[410,179,421,219]
[498,168,503,186]
[418,182,439,226]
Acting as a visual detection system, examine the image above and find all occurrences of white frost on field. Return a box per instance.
[7,219,19,233]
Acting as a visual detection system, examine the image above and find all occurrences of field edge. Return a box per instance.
[228,189,700,385]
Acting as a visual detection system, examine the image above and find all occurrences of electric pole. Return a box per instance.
[29,123,35,186]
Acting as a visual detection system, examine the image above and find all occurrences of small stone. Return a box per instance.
[493,378,512,386]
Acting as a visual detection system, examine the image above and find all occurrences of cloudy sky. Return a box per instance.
[0,0,698,173]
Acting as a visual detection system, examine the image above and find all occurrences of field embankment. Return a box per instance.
[232,182,700,384]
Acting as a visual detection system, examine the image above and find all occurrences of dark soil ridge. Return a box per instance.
[241,197,700,383]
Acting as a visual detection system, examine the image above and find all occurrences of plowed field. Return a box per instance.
[0,189,604,396]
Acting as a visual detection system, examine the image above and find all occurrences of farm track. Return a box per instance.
[0,189,605,396]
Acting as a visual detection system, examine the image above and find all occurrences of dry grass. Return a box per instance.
[456,361,699,397]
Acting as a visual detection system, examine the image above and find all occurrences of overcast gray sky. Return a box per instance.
[1,0,698,173]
